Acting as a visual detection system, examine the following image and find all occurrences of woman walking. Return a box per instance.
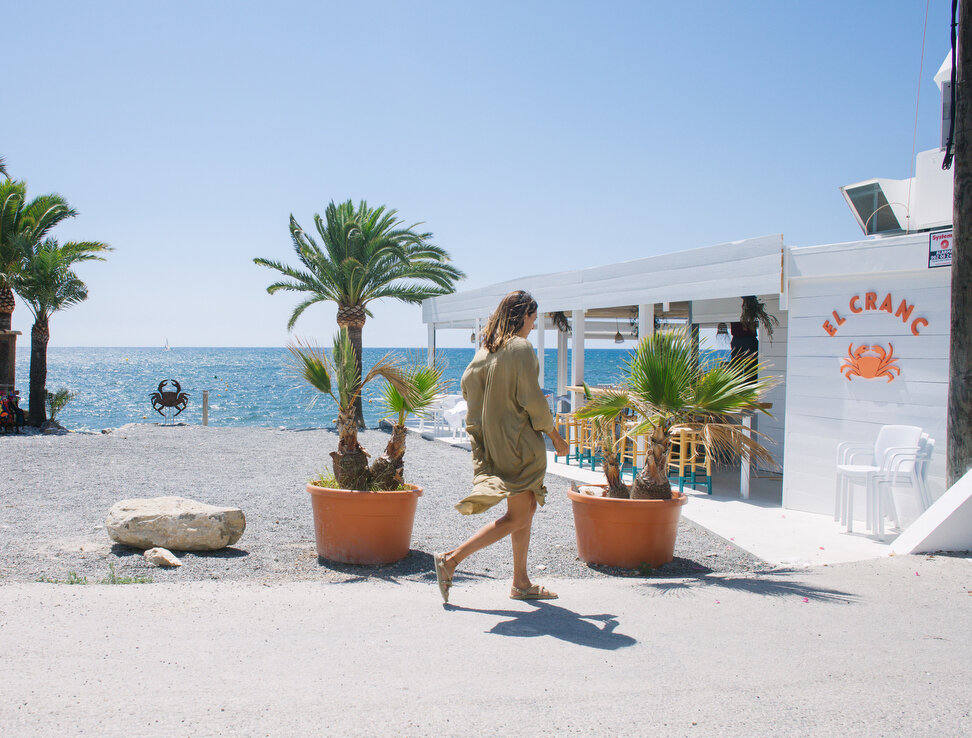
[434,290,570,603]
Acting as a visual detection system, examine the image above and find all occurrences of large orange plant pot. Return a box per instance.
[307,483,422,565]
[568,486,688,568]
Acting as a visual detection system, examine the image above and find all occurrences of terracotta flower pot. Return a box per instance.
[307,483,423,565]
[568,485,688,568]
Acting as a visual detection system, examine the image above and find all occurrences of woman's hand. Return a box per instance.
[549,430,569,457]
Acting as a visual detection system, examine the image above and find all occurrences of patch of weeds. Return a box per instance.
[637,562,654,576]
[309,470,409,492]
[36,571,88,585]
[310,470,339,488]
[99,562,152,585]
[38,564,152,585]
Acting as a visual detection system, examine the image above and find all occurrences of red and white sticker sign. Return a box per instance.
[929,229,952,268]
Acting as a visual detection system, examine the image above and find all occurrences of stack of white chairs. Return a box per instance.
[878,434,935,530]
[834,425,932,535]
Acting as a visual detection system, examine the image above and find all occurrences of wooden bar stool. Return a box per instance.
[555,412,582,464]
[668,427,712,494]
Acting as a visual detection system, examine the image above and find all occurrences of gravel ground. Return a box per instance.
[0,424,769,584]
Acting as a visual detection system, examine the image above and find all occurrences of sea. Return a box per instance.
[14,346,727,430]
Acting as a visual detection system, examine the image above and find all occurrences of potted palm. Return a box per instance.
[572,329,774,568]
[255,199,464,427]
[292,329,446,564]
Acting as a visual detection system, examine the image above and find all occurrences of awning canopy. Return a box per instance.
[422,234,784,326]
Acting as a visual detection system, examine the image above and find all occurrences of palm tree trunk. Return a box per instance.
[629,425,673,500]
[28,317,49,426]
[0,283,12,331]
[347,323,365,429]
[948,0,972,487]
[370,423,407,490]
[596,419,630,498]
[336,310,367,430]
[0,283,14,392]
[329,406,372,490]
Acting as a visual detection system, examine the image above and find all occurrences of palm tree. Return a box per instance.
[289,330,440,490]
[0,180,77,332]
[255,199,464,427]
[0,156,8,180]
[373,359,447,489]
[15,238,110,425]
[578,329,775,499]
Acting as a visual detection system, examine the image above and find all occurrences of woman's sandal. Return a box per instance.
[433,552,453,603]
[510,584,558,600]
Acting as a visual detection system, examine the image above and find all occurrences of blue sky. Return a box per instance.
[2,1,951,347]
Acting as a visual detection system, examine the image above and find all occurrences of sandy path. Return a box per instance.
[0,555,968,736]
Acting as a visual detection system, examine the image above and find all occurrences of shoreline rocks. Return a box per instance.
[106,496,245,551]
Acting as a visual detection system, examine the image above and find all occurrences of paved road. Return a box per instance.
[0,555,968,736]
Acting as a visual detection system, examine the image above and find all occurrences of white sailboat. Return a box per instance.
[162,338,171,352]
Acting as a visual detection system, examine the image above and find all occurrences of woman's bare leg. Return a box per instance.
[510,499,537,590]
[442,491,536,579]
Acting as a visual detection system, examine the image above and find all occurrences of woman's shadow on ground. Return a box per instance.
[443,600,636,650]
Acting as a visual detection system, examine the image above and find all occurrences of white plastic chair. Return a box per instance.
[874,435,935,533]
[443,400,468,439]
[548,393,571,415]
[420,394,463,436]
[834,425,923,534]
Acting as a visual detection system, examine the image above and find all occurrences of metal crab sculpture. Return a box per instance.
[150,379,190,418]
[840,343,901,382]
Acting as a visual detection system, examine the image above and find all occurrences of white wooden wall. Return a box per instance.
[782,261,951,519]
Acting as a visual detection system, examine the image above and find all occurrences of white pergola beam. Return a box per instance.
[571,309,585,410]
[536,313,545,386]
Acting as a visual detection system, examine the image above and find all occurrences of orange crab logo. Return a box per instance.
[840,343,901,382]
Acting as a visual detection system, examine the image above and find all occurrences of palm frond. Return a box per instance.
[255,199,465,331]
[286,295,327,331]
[13,237,103,320]
[624,329,697,417]
[380,359,448,423]
[575,387,631,420]
[287,339,335,400]
[688,353,775,417]
[740,295,780,339]
[677,421,775,470]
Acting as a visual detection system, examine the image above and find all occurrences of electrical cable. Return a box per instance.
[908,0,932,231]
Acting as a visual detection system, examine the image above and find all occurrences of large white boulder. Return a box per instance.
[106,496,245,551]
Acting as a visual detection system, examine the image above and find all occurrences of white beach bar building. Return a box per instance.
[422,57,962,550]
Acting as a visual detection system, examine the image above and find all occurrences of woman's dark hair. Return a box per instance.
[482,290,538,353]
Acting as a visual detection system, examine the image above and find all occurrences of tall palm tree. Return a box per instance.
[0,180,77,332]
[255,199,464,427]
[578,329,775,499]
[0,156,8,180]
[15,238,110,425]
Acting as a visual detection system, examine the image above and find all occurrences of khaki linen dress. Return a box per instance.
[455,336,556,515]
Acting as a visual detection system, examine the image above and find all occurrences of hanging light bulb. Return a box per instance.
[614,317,624,344]
[470,331,476,344]
[715,322,731,352]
